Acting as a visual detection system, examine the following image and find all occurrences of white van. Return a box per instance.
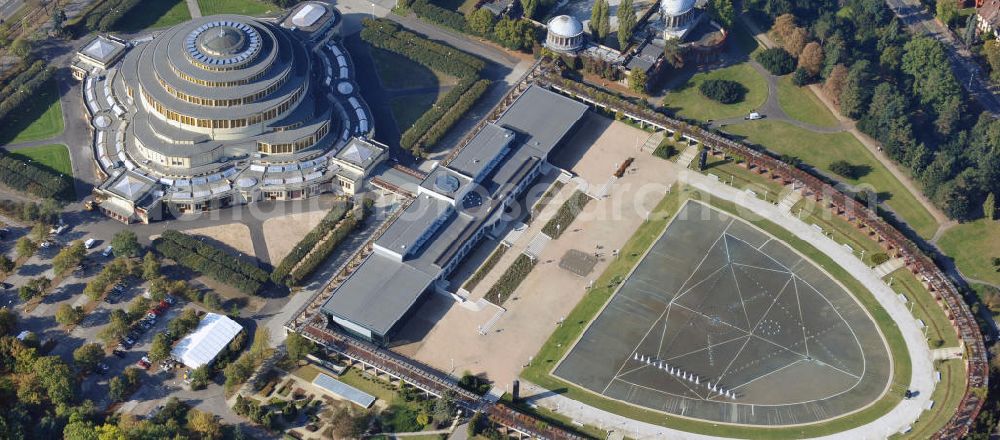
[102,246,114,257]
[84,239,96,249]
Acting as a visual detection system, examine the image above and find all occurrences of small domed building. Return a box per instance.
[545,15,586,53]
[661,0,701,39]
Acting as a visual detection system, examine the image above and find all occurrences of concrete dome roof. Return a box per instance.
[661,0,695,16]
[548,15,584,37]
[199,26,247,56]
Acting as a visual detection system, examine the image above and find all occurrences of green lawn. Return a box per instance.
[885,268,960,348]
[938,219,1000,286]
[703,157,786,196]
[660,62,768,121]
[891,359,966,439]
[390,92,440,132]
[113,0,191,32]
[197,0,274,16]
[8,144,72,177]
[0,79,63,145]
[369,47,452,91]
[522,186,912,439]
[775,76,841,128]
[722,120,939,238]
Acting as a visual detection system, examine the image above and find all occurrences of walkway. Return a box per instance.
[186,0,202,18]
[737,12,953,238]
[520,167,937,439]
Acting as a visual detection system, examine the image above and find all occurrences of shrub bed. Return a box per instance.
[271,202,351,285]
[287,206,367,285]
[698,79,747,104]
[541,191,592,238]
[153,230,268,294]
[414,79,491,150]
[463,244,509,291]
[486,253,536,305]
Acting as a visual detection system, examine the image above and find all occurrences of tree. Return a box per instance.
[936,0,957,28]
[466,8,495,36]
[769,13,797,45]
[52,241,86,275]
[937,180,975,221]
[203,291,221,310]
[823,64,848,106]
[0,308,16,335]
[285,332,314,362]
[783,27,808,56]
[629,69,648,94]
[699,79,746,103]
[617,0,636,50]
[985,193,996,221]
[73,343,104,372]
[522,0,538,19]
[797,42,823,76]
[187,409,221,440]
[755,48,795,75]
[493,18,535,50]
[108,376,127,402]
[0,254,13,275]
[15,237,36,259]
[432,393,456,424]
[829,160,859,179]
[840,60,874,119]
[63,420,99,440]
[330,406,368,439]
[190,365,210,390]
[100,309,130,344]
[30,223,49,242]
[708,0,734,28]
[127,296,152,321]
[986,40,1000,82]
[56,304,84,326]
[148,333,171,364]
[142,252,160,281]
[662,38,684,69]
[10,38,30,57]
[791,67,813,86]
[111,230,140,258]
[590,0,609,41]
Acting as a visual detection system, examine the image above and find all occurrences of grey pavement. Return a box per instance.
[185,0,202,18]
[0,0,23,20]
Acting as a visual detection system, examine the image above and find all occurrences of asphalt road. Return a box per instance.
[0,0,23,21]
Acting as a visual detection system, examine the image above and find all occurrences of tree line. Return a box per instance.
[153,230,268,295]
[747,0,998,221]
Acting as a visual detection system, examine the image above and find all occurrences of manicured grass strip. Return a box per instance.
[500,394,607,439]
[113,0,191,32]
[885,268,960,348]
[370,47,445,91]
[541,190,591,239]
[270,202,350,285]
[463,244,508,291]
[486,253,536,305]
[523,187,911,439]
[703,157,785,196]
[196,0,274,16]
[891,359,966,439]
[792,199,886,264]
[775,76,841,128]
[722,120,939,238]
[662,63,768,122]
[0,78,63,144]
[8,144,72,177]
[937,219,1000,287]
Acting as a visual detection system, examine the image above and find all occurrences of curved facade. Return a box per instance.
[662,0,697,31]
[120,15,335,169]
[545,15,585,53]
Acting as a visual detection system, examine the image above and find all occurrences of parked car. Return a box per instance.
[96,363,110,374]
[102,246,114,258]
[1,282,12,290]
[113,349,126,358]
[84,239,96,249]
[163,295,176,305]
[136,359,151,369]
[52,224,68,235]
[745,111,763,120]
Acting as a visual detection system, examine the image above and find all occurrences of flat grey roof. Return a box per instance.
[374,195,452,258]
[494,85,588,157]
[322,252,436,335]
[447,123,514,179]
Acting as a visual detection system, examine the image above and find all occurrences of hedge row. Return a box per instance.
[360,18,484,79]
[0,64,56,129]
[0,199,59,224]
[270,202,351,285]
[408,0,467,33]
[416,79,491,150]
[486,254,536,305]
[288,206,366,286]
[400,77,479,149]
[541,190,592,238]
[154,230,268,294]
[0,150,72,200]
[463,244,508,291]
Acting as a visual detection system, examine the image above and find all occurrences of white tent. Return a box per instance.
[171,313,243,369]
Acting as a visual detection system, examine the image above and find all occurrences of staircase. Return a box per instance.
[677,145,700,168]
[639,131,665,153]
[778,189,803,214]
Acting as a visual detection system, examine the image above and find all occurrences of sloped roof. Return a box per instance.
[292,3,327,27]
[171,313,243,369]
[82,36,125,63]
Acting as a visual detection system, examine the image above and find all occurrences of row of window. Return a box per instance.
[188,45,263,72]
[138,85,304,130]
[156,70,289,107]
[256,121,330,154]
[171,62,274,87]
